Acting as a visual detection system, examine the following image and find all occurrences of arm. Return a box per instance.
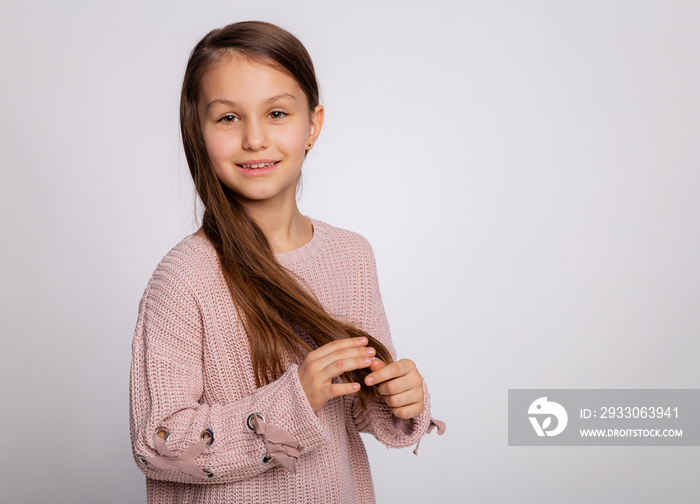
[129,260,328,484]
[349,240,438,448]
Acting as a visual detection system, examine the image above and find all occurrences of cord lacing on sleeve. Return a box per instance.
[251,416,300,473]
[144,434,213,478]
[412,417,446,455]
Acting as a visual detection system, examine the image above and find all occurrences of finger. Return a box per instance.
[381,388,423,409]
[390,402,425,420]
[300,347,375,387]
[327,381,361,399]
[375,373,418,396]
[311,336,369,360]
[365,359,415,386]
[320,354,374,381]
[314,344,375,373]
[368,358,387,373]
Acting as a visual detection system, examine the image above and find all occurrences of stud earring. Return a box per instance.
[306,142,312,148]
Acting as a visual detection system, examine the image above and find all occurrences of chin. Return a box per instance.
[235,189,294,204]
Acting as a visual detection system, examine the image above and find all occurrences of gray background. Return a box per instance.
[1,1,698,503]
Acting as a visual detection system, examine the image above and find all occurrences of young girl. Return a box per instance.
[130,21,444,504]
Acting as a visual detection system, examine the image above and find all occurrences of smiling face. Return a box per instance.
[198,53,323,209]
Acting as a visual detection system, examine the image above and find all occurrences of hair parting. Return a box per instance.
[180,21,393,406]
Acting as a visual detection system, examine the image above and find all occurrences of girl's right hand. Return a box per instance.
[298,337,375,413]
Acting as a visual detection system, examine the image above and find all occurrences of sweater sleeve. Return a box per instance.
[129,256,328,484]
[350,239,444,450]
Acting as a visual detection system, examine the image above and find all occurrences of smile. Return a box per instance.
[237,162,278,169]
[235,161,281,176]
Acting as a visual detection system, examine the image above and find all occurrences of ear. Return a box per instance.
[307,104,324,146]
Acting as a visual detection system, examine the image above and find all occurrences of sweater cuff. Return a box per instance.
[353,378,438,449]
[260,364,329,453]
[409,381,446,455]
[401,379,432,438]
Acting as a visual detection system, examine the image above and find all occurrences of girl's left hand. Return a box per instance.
[364,358,424,420]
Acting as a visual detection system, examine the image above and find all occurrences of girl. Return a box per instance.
[130,21,444,504]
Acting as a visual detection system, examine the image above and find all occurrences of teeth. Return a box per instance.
[241,162,276,169]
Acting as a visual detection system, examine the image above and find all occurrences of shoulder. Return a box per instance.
[135,235,219,354]
[310,218,376,263]
[145,234,221,302]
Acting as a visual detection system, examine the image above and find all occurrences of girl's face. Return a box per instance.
[198,54,323,208]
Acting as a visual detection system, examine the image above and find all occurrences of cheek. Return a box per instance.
[282,124,310,156]
[202,131,229,162]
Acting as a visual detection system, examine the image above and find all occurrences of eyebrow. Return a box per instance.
[206,93,297,110]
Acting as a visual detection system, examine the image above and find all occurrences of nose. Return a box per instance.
[242,118,268,151]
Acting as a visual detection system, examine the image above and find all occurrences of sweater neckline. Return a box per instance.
[188,216,329,267]
[275,217,329,266]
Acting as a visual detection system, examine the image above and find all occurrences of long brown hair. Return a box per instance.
[180,21,392,406]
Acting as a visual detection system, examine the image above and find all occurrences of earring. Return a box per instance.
[306,142,312,148]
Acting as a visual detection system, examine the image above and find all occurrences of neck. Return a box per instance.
[244,201,312,254]
[197,182,314,254]
[237,174,313,254]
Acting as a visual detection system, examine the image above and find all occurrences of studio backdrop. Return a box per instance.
[1,1,698,503]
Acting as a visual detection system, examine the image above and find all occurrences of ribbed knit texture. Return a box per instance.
[130,218,435,504]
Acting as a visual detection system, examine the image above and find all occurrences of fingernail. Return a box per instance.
[365,347,375,355]
[352,383,360,390]
[363,358,371,364]
[366,376,374,385]
[359,337,367,344]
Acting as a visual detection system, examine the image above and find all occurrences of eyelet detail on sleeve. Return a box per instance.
[248,415,300,473]
[200,429,214,447]
[154,427,170,441]
[246,412,265,431]
[202,468,216,478]
[136,455,149,467]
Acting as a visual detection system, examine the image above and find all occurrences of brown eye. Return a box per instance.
[269,111,286,119]
[220,115,237,123]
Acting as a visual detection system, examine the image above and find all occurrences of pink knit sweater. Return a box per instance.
[130,218,443,503]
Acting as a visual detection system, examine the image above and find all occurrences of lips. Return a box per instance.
[235,160,280,176]
[236,159,280,168]
[237,162,277,169]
